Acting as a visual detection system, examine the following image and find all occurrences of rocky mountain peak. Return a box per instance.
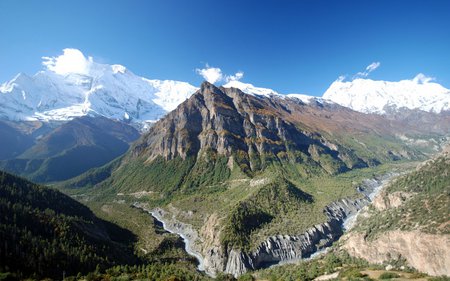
[130,83,382,175]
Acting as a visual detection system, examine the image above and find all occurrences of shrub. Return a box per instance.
[379,272,400,279]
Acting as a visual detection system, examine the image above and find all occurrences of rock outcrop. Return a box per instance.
[201,175,392,276]
[372,191,414,210]
[342,148,450,277]
[217,197,367,276]
[342,231,450,276]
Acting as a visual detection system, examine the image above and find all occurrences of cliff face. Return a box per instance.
[342,231,450,276]
[342,148,450,277]
[214,197,366,276]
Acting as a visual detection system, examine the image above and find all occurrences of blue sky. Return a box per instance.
[0,0,449,96]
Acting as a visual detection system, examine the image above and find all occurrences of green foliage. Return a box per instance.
[60,156,123,188]
[181,152,231,193]
[0,171,137,280]
[237,273,254,281]
[339,267,367,279]
[221,201,273,249]
[257,250,371,281]
[99,262,211,281]
[429,277,450,281]
[111,156,196,196]
[378,272,400,279]
[221,178,312,250]
[215,272,236,281]
[387,155,450,195]
[355,155,450,238]
[0,139,130,183]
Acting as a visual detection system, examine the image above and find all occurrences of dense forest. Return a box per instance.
[0,171,138,279]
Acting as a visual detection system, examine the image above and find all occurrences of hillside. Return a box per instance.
[342,147,450,276]
[0,171,138,279]
[0,116,140,182]
[0,121,34,160]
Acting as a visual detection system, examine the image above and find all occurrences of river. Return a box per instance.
[134,172,397,275]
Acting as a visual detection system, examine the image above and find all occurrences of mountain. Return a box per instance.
[0,171,138,279]
[0,121,34,160]
[0,49,197,126]
[0,116,139,183]
[323,75,450,114]
[64,82,450,277]
[223,80,323,104]
[342,146,450,276]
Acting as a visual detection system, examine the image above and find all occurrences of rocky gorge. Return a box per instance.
[135,174,395,277]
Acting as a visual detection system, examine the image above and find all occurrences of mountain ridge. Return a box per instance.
[2,50,450,129]
[323,75,450,114]
[0,49,198,125]
[0,116,140,182]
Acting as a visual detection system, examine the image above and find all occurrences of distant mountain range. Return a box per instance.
[0,116,139,182]
[1,51,450,129]
[0,54,197,127]
[323,75,450,114]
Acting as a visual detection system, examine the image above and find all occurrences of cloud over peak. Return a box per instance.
[42,48,93,76]
[355,61,381,78]
[195,64,244,84]
[412,73,435,84]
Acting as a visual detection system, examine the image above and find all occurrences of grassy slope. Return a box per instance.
[64,146,415,252]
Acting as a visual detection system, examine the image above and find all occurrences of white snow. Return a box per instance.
[3,49,449,125]
[323,75,450,114]
[0,50,198,124]
[287,93,325,104]
[223,80,324,105]
[223,80,278,97]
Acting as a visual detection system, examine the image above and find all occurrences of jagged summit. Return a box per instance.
[130,82,426,175]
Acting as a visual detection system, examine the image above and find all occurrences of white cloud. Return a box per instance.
[366,62,380,73]
[226,71,244,82]
[354,61,381,78]
[42,48,93,75]
[336,75,347,82]
[412,73,435,84]
[195,64,244,84]
[195,64,223,83]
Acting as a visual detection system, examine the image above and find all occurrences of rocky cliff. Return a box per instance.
[342,147,450,276]
[342,231,450,276]
[217,198,368,276]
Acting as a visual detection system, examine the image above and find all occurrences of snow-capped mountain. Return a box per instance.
[323,74,450,114]
[0,49,198,124]
[223,80,323,104]
[223,80,279,97]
